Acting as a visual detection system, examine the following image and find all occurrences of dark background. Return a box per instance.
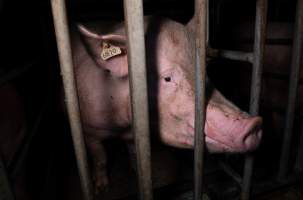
[0,0,302,199]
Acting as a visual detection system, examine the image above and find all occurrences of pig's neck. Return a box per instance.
[72,30,132,139]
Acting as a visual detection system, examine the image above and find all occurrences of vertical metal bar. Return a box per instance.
[0,157,15,200]
[278,0,303,180]
[123,1,153,200]
[50,1,93,200]
[194,0,207,199]
[241,0,267,199]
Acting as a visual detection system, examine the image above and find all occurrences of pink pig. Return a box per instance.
[70,17,262,194]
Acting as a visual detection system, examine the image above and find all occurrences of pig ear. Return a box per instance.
[77,24,128,77]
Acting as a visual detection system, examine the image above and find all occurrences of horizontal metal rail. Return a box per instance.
[278,0,303,180]
[242,0,268,200]
[207,48,254,63]
[194,0,207,199]
[50,0,93,199]
[123,0,153,199]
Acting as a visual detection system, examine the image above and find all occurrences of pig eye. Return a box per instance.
[164,77,171,82]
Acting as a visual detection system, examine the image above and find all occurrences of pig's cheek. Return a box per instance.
[159,129,193,148]
[157,113,193,148]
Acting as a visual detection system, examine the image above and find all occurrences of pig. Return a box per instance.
[70,16,262,194]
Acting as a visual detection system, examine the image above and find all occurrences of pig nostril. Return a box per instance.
[243,117,263,148]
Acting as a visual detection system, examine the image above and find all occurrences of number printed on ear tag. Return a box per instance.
[100,42,122,60]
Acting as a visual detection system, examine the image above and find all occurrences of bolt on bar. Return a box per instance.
[278,0,303,180]
[194,0,207,199]
[123,0,153,200]
[241,0,267,200]
[50,1,93,200]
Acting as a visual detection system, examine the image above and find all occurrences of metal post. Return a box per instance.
[278,0,303,180]
[123,0,153,200]
[194,0,207,199]
[50,1,93,200]
[241,0,267,200]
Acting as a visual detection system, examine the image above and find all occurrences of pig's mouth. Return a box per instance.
[204,130,262,153]
[205,136,236,152]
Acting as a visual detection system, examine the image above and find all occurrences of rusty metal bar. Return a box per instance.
[194,0,207,199]
[241,0,267,199]
[50,1,93,200]
[123,0,153,200]
[207,48,254,63]
[0,156,15,200]
[278,0,303,180]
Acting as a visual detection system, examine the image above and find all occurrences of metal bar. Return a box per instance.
[241,0,267,200]
[0,157,15,200]
[207,48,254,63]
[123,1,153,200]
[50,1,93,200]
[278,0,303,180]
[194,0,207,199]
[219,50,253,63]
[219,162,242,185]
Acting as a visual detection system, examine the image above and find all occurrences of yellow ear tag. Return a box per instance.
[100,42,122,60]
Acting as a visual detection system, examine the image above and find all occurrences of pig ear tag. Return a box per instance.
[100,42,122,61]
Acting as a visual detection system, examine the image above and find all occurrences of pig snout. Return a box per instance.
[204,99,263,153]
